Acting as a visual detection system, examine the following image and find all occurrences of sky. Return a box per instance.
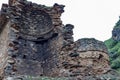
[1,0,120,41]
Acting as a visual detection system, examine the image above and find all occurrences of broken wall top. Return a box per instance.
[0,0,65,41]
[75,38,108,53]
[0,0,66,77]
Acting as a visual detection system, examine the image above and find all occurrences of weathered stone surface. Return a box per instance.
[112,17,120,41]
[63,24,74,47]
[112,28,120,41]
[0,0,65,79]
[0,0,120,80]
[75,38,108,53]
[0,21,10,79]
[0,4,9,33]
[59,38,113,79]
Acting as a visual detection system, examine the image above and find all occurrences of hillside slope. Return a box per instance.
[105,18,120,73]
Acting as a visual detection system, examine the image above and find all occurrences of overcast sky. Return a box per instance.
[1,0,120,41]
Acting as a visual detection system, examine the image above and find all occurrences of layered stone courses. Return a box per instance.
[0,0,117,80]
[59,38,110,79]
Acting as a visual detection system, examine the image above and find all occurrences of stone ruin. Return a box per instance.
[0,0,65,78]
[0,0,119,80]
[59,38,112,79]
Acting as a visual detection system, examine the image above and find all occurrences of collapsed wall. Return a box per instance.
[0,0,118,80]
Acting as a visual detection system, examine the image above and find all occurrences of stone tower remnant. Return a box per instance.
[59,38,110,79]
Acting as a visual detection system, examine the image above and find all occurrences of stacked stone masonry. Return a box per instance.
[59,38,110,78]
[0,0,119,80]
[0,0,65,78]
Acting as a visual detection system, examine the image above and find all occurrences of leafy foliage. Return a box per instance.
[25,76,69,80]
[104,38,120,72]
[111,58,120,69]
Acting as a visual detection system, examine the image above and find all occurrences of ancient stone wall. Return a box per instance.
[59,38,110,79]
[0,0,119,80]
[0,0,65,78]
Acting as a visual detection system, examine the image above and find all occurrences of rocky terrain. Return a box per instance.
[0,0,120,80]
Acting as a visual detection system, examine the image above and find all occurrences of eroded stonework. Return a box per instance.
[59,38,110,78]
[0,0,120,80]
[19,10,53,39]
[0,0,65,78]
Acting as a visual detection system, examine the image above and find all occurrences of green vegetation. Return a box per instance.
[104,38,120,72]
[25,76,69,80]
